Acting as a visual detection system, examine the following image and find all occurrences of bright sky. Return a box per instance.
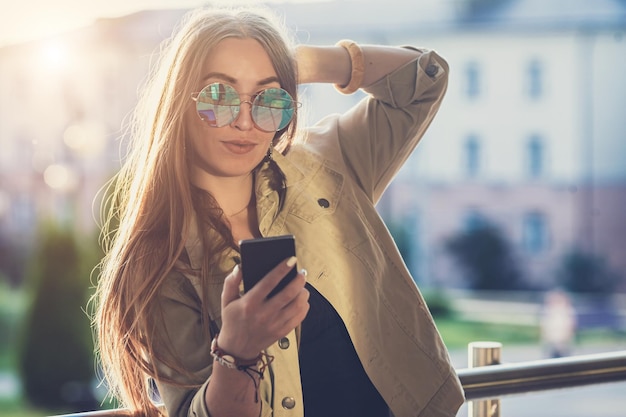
[0,0,318,47]
[0,0,196,46]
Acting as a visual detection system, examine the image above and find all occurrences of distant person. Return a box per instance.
[541,289,577,358]
[93,4,464,417]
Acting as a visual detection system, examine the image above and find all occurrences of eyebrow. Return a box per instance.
[201,72,280,87]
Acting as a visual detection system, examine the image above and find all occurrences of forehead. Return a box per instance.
[201,37,278,87]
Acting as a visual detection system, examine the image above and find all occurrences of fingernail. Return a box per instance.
[300,268,308,277]
[233,264,240,274]
[286,256,297,267]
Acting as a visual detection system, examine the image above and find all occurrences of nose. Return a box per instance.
[231,100,254,131]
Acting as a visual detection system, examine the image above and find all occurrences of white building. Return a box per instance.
[280,0,626,289]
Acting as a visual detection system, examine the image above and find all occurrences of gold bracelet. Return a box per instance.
[334,40,365,95]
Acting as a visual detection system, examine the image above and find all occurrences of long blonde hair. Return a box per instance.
[93,6,298,416]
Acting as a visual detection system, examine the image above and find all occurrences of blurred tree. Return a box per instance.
[445,224,522,290]
[18,222,99,412]
[558,249,621,294]
[422,290,455,319]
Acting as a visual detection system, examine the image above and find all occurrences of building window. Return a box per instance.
[526,134,545,178]
[465,61,480,99]
[523,211,549,254]
[464,134,481,178]
[526,59,543,99]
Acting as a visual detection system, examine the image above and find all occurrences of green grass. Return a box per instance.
[434,316,626,350]
[575,327,626,345]
[0,398,48,417]
[435,316,541,349]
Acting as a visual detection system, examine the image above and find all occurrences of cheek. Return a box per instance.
[185,108,208,145]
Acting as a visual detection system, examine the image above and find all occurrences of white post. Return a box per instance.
[468,341,502,417]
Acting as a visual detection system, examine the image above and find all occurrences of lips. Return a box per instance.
[222,140,257,154]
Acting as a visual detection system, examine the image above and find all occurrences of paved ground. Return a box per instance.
[449,342,626,417]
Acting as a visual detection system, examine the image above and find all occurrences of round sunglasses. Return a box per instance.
[191,82,300,132]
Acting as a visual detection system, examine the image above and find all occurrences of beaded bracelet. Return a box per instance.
[210,334,274,402]
[334,40,365,95]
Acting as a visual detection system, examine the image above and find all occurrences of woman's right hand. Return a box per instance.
[217,257,310,360]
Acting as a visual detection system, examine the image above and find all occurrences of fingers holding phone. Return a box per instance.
[240,235,309,333]
[217,236,309,359]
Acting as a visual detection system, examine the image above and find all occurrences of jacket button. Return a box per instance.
[425,63,439,77]
[317,198,330,208]
[281,397,296,409]
[278,337,290,349]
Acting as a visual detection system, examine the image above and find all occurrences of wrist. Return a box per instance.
[211,334,261,369]
[334,40,364,94]
[209,333,275,404]
[296,45,352,85]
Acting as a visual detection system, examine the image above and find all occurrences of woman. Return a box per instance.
[94,5,464,417]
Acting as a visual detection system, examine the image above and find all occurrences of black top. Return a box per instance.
[298,283,389,417]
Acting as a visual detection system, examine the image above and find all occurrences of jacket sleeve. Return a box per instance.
[151,272,273,417]
[148,271,213,417]
[312,48,449,204]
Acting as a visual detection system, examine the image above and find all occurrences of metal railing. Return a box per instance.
[461,343,626,417]
[54,346,626,417]
[459,348,626,400]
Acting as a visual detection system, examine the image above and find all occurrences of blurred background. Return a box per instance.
[0,0,625,416]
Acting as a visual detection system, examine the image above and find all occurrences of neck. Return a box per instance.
[225,194,253,217]
[195,173,254,216]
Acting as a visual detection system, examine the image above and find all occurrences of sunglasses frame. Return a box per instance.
[191,82,300,132]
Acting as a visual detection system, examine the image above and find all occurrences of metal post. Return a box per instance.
[468,341,502,417]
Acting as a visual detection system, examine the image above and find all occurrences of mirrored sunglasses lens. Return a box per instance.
[252,88,295,131]
[196,83,240,127]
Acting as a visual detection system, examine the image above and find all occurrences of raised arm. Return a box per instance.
[296,42,449,203]
[296,43,422,89]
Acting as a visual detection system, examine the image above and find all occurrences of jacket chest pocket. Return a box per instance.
[287,163,376,251]
[288,164,343,222]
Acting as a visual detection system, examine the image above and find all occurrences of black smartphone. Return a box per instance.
[240,235,297,298]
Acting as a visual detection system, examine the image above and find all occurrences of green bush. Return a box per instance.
[17,222,98,412]
[445,224,522,291]
[558,249,621,294]
[423,290,455,319]
[0,281,26,369]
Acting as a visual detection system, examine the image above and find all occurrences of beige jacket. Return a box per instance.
[154,48,465,417]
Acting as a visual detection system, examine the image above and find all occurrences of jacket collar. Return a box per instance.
[183,145,314,271]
